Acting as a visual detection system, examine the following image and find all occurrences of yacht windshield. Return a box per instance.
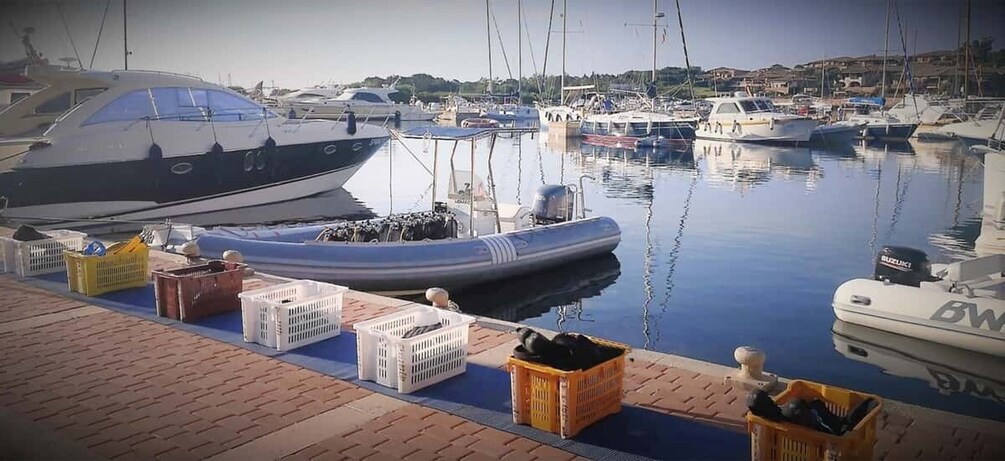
[755,100,775,112]
[350,92,386,103]
[84,87,273,125]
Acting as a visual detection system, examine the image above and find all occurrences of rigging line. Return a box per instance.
[541,0,555,100]
[388,135,393,215]
[89,0,113,69]
[674,0,695,101]
[388,131,434,176]
[407,183,434,213]
[892,0,918,117]
[520,4,540,95]
[56,3,82,68]
[490,6,514,81]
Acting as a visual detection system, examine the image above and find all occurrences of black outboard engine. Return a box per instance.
[873,246,933,287]
[532,185,574,225]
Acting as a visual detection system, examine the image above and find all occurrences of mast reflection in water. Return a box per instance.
[333,127,991,420]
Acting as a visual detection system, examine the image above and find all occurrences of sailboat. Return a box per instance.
[536,0,591,128]
[846,0,919,141]
[579,0,698,146]
[480,0,539,122]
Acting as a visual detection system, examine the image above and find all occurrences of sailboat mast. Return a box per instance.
[820,54,826,98]
[881,0,890,100]
[561,0,566,104]
[652,0,658,84]
[964,0,971,97]
[674,0,694,101]
[123,0,128,70]
[518,0,522,100]
[486,0,493,94]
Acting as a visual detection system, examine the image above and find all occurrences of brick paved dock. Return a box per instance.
[1,248,1003,460]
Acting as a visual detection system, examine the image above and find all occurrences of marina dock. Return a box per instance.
[1,247,1003,460]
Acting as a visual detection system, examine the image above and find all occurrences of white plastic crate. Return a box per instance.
[354,305,476,394]
[239,280,347,351]
[0,230,87,277]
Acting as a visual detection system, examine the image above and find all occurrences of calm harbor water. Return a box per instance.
[265,121,1001,421]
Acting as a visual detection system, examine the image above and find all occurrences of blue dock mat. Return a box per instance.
[15,272,748,460]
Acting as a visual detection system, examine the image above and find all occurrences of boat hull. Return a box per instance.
[288,102,437,121]
[809,124,864,144]
[197,216,622,293]
[861,123,918,141]
[696,118,817,143]
[832,278,1004,357]
[1,136,385,229]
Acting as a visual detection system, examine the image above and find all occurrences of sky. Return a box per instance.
[1,0,1002,89]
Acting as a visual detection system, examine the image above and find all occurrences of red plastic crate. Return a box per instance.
[153,260,244,323]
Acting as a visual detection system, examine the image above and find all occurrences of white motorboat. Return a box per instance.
[286,84,437,122]
[832,249,1003,357]
[0,67,388,231]
[696,93,818,143]
[483,104,539,121]
[931,105,1004,146]
[275,84,344,105]
[581,110,698,145]
[847,113,919,141]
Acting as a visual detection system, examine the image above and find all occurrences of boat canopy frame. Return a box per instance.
[396,126,538,237]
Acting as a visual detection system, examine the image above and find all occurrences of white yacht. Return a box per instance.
[275,84,344,105]
[286,85,437,122]
[0,66,388,230]
[696,93,818,143]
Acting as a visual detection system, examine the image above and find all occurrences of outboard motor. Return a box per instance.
[873,246,933,287]
[532,185,574,224]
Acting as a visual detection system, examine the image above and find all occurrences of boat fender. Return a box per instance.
[394,110,402,128]
[732,120,739,133]
[716,121,722,134]
[210,142,225,185]
[347,111,357,135]
[263,137,276,150]
[148,143,163,161]
[769,118,775,130]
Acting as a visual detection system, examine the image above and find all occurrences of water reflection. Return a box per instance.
[832,320,1005,407]
[694,139,821,193]
[452,254,621,325]
[182,188,375,226]
[576,142,695,203]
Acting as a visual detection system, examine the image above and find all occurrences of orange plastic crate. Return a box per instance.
[747,380,883,461]
[508,337,628,439]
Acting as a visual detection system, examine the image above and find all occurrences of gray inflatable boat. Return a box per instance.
[197,215,620,293]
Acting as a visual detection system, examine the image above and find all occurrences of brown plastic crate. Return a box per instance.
[153,260,244,323]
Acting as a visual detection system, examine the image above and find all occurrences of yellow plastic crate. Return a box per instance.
[508,337,628,439]
[65,238,150,296]
[747,380,883,461]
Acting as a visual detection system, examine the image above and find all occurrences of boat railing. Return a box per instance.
[102,69,206,83]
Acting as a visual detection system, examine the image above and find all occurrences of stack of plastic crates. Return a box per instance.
[1,230,87,277]
[65,237,149,296]
[507,337,629,439]
[747,380,883,461]
[354,305,475,394]
[239,280,348,351]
